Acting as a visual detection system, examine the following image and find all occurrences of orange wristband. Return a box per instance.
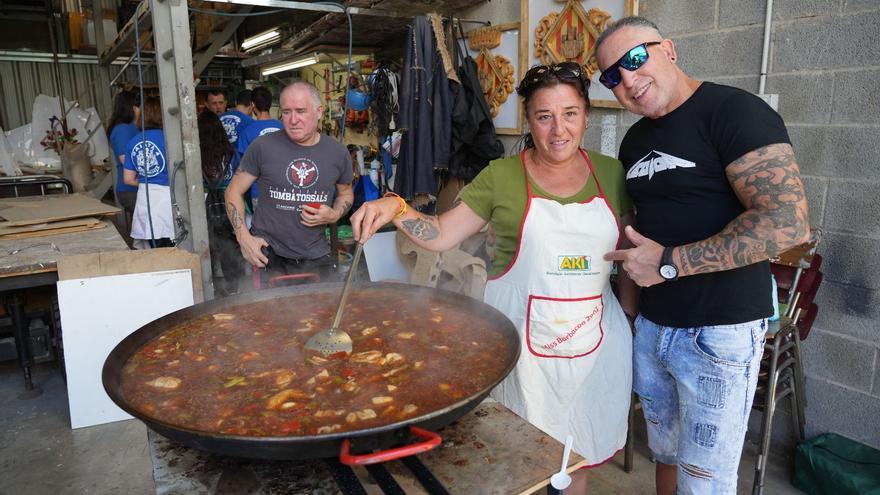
[383,192,407,219]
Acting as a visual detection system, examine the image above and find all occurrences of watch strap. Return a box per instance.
[660,246,678,281]
[661,246,675,267]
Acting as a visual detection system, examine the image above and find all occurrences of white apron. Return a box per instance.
[131,183,175,240]
[486,150,632,464]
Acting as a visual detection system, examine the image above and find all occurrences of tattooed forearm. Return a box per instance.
[226,203,244,232]
[329,200,352,223]
[677,143,809,276]
[401,214,440,241]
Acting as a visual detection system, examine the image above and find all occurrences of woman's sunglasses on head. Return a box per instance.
[598,41,662,89]
[523,62,585,85]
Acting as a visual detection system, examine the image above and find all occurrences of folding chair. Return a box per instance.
[752,230,823,495]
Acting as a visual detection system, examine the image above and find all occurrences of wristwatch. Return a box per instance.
[659,246,679,282]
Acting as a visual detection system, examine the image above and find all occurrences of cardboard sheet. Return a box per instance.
[0,217,105,239]
[0,193,119,226]
[58,269,195,429]
[57,247,204,303]
[0,220,128,278]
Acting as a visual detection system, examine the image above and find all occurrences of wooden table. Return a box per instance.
[150,400,588,494]
[0,222,128,392]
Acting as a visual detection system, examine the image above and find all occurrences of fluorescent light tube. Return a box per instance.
[242,29,280,50]
[261,54,320,75]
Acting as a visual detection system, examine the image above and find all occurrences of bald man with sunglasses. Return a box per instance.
[596,16,809,495]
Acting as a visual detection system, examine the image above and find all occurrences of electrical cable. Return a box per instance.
[134,0,158,246]
[188,7,286,16]
[315,1,353,139]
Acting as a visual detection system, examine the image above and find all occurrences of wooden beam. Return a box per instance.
[100,1,152,66]
[192,5,253,76]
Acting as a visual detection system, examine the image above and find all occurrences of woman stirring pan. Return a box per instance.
[352,62,638,492]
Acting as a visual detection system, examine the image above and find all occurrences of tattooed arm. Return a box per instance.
[225,168,269,267]
[605,143,809,286]
[351,196,487,251]
[332,183,354,220]
[675,143,810,276]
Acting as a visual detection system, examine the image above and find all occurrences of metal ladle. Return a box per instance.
[304,243,362,356]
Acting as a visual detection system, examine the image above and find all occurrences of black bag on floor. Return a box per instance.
[792,433,880,494]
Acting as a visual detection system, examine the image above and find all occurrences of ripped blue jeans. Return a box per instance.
[633,315,765,494]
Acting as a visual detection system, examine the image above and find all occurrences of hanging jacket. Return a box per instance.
[394,15,453,199]
[448,22,504,180]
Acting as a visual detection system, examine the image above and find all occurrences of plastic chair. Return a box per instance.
[752,233,823,495]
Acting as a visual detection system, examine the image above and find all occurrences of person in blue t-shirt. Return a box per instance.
[122,97,174,249]
[235,86,281,207]
[219,89,255,146]
[199,110,242,295]
[107,90,140,216]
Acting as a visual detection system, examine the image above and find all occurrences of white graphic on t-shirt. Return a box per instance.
[220,115,241,143]
[131,140,166,178]
[626,150,696,180]
[259,127,281,137]
[287,158,320,188]
[267,189,329,205]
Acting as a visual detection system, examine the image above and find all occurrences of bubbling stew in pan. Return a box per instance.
[120,288,513,437]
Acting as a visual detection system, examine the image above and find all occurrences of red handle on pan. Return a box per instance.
[339,426,442,466]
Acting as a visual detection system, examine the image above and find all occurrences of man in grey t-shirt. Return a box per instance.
[225,81,354,282]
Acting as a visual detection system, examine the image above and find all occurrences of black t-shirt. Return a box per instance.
[619,82,791,327]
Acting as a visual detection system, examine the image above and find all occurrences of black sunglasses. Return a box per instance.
[598,41,662,89]
[519,62,589,92]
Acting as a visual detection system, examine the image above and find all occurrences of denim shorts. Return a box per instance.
[633,315,766,494]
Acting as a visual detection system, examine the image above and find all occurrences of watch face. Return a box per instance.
[660,264,678,280]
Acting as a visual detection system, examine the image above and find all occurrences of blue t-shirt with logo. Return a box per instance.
[110,122,139,193]
[220,109,254,145]
[236,119,282,159]
[123,129,170,186]
[237,119,282,199]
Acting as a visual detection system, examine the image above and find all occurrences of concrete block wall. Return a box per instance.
[465,0,880,450]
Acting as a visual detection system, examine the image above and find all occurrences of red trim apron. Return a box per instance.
[485,150,632,464]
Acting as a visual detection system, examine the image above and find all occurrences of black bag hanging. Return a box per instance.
[447,20,504,180]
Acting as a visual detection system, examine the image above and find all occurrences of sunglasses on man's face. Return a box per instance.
[598,41,662,89]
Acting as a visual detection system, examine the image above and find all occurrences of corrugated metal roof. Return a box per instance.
[0,57,158,131]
